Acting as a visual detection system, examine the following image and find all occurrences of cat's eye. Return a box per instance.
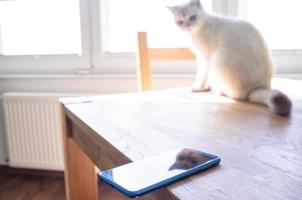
[190,160,197,165]
[190,15,197,21]
[177,20,184,25]
[178,156,185,161]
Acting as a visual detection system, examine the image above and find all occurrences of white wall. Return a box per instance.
[0,98,6,165]
[0,74,194,165]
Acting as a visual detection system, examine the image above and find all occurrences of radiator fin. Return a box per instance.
[3,94,65,170]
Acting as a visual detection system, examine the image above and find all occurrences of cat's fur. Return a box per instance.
[169,148,210,170]
[168,0,292,116]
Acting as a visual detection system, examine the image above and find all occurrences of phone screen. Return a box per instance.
[100,148,219,195]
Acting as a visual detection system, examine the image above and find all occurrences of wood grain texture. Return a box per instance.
[0,173,158,200]
[136,32,152,91]
[62,102,178,200]
[61,113,99,200]
[149,48,195,61]
[61,78,302,200]
[0,166,63,178]
[0,173,66,200]
[136,32,195,91]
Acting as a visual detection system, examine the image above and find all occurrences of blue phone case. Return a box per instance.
[99,150,220,198]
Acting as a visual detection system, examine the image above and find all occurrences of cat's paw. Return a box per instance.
[191,84,211,93]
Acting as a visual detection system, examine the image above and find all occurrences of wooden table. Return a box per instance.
[60,78,302,200]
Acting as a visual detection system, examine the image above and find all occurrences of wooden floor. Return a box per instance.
[0,173,65,200]
[0,169,131,200]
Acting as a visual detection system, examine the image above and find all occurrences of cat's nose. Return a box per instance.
[169,163,179,170]
[184,23,192,32]
[185,27,192,32]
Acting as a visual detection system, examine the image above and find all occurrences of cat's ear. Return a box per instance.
[190,0,201,7]
[167,6,175,13]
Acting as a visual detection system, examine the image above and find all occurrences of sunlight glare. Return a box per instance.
[246,0,302,49]
[0,0,82,55]
[104,0,212,52]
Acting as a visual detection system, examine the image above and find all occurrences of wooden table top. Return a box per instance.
[61,78,302,200]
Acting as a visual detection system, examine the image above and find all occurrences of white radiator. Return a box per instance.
[3,93,65,170]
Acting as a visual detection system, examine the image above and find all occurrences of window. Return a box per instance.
[103,0,213,53]
[0,0,90,73]
[0,0,82,55]
[96,0,214,73]
[98,0,301,73]
[0,0,301,74]
[240,0,302,50]
[237,0,302,73]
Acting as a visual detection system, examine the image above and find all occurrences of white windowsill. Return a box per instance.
[0,73,301,80]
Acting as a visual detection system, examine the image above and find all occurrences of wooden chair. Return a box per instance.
[136,32,196,91]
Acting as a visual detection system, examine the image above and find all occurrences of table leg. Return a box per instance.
[62,116,99,200]
[61,109,179,200]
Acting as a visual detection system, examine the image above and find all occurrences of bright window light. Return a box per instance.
[245,0,302,50]
[103,0,212,53]
[0,0,82,56]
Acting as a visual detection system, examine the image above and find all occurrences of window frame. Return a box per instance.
[0,0,91,74]
[236,0,302,74]
[94,0,224,74]
[95,0,302,74]
[0,0,301,75]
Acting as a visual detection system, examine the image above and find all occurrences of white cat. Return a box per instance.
[168,0,292,116]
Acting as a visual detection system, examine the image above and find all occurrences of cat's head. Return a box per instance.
[167,0,205,33]
[169,148,209,170]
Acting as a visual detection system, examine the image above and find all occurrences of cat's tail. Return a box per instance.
[248,88,292,116]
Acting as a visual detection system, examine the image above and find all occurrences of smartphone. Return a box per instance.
[99,148,220,198]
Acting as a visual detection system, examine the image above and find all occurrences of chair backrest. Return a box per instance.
[136,32,196,91]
